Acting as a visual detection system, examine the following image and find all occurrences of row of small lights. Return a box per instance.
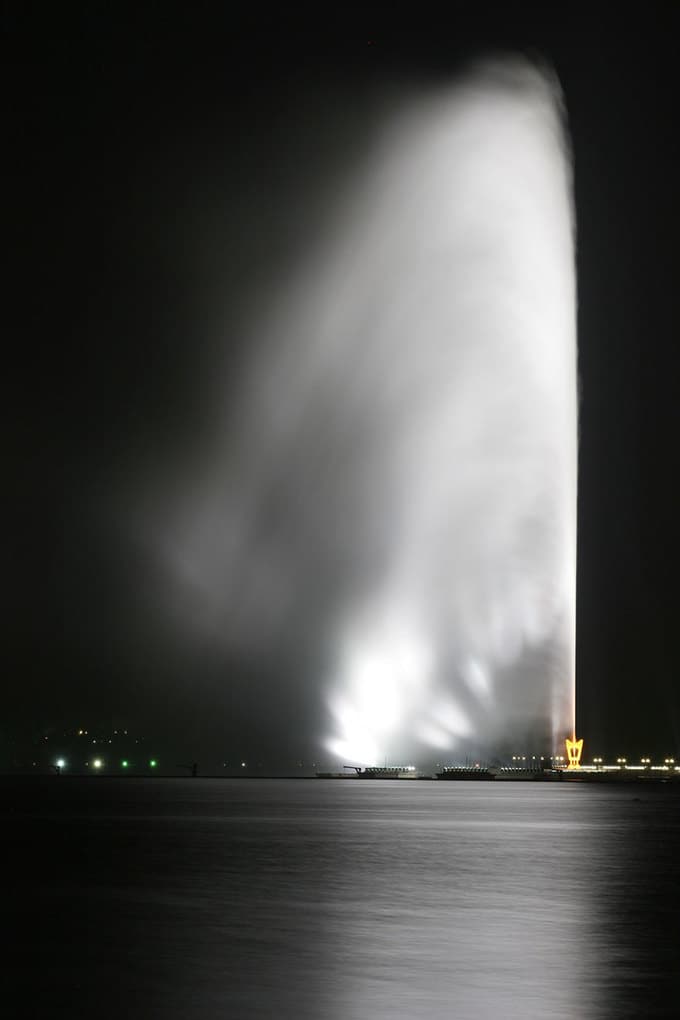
[510,754,676,762]
[510,755,677,767]
[595,757,676,765]
[593,757,678,770]
[53,758,158,770]
[51,759,251,770]
[511,756,570,763]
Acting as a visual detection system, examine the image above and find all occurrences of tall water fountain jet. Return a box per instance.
[153,59,577,765]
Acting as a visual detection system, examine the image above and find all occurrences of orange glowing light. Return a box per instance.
[566,736,583,769]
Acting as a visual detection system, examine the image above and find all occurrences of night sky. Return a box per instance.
[7,6,679,767]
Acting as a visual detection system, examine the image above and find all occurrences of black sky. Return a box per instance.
[6,5,679,765]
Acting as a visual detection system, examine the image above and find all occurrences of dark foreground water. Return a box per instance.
[5,778,679,1018]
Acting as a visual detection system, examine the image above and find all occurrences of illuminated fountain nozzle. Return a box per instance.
[565,736,583,770]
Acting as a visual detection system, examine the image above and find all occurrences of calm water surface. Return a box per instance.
[6,778,679,1018]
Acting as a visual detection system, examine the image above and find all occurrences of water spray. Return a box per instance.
[157,58,578,766]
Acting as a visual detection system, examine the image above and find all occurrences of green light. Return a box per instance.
[121,760,129,768]
[149,759,157,768]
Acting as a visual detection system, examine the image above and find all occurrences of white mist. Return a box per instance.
[156,59,577,765]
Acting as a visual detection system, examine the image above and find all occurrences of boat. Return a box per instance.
[436,766,496,781]
[315,765,429,779]
[353,766,422,779]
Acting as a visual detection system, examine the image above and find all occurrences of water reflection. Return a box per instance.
[313,785,615,1019]
[7,779,680,1018]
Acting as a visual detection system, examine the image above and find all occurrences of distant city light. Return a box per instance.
[93,758,102,769]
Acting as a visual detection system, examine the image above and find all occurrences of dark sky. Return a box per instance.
[7,6,679,766]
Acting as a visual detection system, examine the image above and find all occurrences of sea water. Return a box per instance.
[7,778,679,1018]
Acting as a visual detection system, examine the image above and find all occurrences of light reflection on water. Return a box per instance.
[8,779,679,1018]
